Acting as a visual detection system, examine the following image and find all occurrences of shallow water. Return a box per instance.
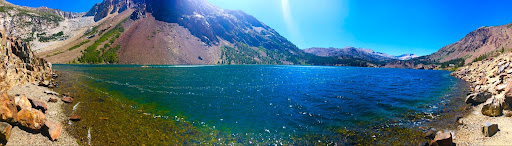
[53,65,469,145]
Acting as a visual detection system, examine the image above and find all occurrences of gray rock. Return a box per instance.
[465,91,492,105]
[482,123,499,137]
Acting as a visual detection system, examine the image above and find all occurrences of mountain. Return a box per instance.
[304,47,418,62]
[0,0,88,53]
[385,23,512,69]
[36,0,315,65]
[428,24,512,64]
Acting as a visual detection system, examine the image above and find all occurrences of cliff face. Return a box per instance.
[0,28,53,92]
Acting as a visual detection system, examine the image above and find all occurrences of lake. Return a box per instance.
[53,65,469,145]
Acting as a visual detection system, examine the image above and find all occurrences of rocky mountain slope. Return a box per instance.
[45,0,309,65]
[304,47,418,62]
[430,24,512,64]
[31,0,380,66]
[0,0,92,53]
[386,23,512,69]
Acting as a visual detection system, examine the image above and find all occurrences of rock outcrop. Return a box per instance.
[0,28,53,92]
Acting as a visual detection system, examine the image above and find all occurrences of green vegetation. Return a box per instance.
[219,43,302,65]
[440,58,465,68]
[472,53,490,63]
[68,40,91,51]
[45,51,64,57]
[38,31,65,42]
[78,22,125,64]
[84,26,99,36]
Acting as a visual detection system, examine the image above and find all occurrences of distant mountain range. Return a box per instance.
[303,47,418,62]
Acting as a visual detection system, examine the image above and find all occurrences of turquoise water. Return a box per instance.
[54,65,466,144]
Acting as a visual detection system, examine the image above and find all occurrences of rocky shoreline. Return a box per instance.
[0,27,78,145]
[438,52,512,145]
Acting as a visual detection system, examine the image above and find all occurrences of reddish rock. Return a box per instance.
[0,93,17,123]
[0,122,12,142]
[61,97,73,103]
[69,115,81,121]
[44,120,61,141]
[48,98,58,103]
[430,132,453,146]
[28,98,47,113]
[14,94,31,110]
[16,108,46,130]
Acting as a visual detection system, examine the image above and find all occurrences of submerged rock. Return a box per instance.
[0,122,12,142]
[482,123,499,137]
[69,115,81,121]
[44,120,61,141]
[61,97,73,103]
[17,108,46,130]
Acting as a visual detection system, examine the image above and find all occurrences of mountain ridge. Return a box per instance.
[303,47,418,62]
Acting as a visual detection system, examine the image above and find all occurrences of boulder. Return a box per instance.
[16,108,45,130]
[465,91,492,105]
[28,98,47,113]
[430,132,452,146]
[69,115,81,121]
[482,123,499,137]
[425,129,437,139]
[44,120,61,141]
[0,93,17,123]
[481,98,503,117]
[14,94,31,110]
[61,97,73,103]
[0,122,12,142]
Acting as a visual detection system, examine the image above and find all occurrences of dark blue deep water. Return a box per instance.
[53,65,466,144]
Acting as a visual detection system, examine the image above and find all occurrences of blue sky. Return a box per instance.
[7,0,512,56]
[6,0,102,12]
[208,0,512,56]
